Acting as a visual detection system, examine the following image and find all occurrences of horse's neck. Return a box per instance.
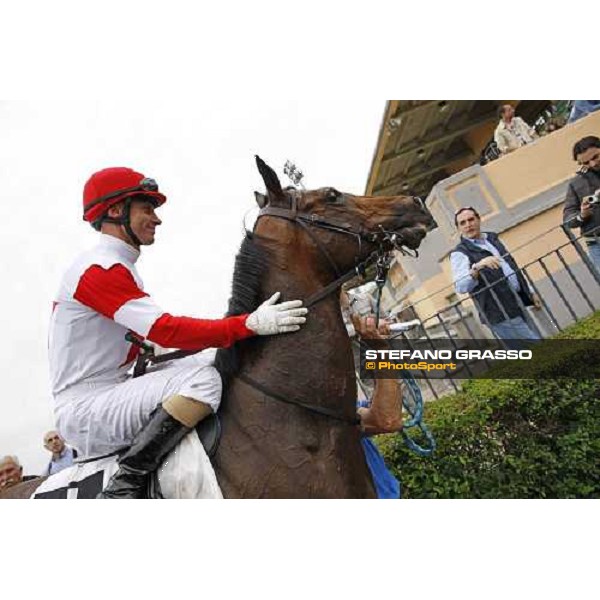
[213,232,374,498]
[245,240,356,412]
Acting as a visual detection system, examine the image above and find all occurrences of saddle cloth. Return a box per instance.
[31,430,223,499]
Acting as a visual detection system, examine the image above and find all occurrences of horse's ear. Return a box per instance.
[254,191,268,208]
[255,155,284,200]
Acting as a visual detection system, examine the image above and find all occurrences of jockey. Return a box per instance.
[48,167,308,499]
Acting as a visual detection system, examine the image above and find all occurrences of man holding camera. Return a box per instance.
[563,136,600,271]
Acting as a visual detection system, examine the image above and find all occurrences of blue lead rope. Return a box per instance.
[400,372,436,457]
[355,351,436,457]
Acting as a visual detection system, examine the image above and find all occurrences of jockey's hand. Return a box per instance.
[246,292,308,335]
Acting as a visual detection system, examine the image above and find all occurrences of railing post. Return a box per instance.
[561,223,600,287]
[521,268,562,333]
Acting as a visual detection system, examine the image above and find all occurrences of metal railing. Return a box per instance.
[386,223,600,400]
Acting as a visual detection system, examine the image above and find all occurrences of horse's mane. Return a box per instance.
[214,233,270,385]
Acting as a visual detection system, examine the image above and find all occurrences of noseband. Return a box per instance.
[256,190,419,309]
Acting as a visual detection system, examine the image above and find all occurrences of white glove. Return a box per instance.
[246,292,308,335]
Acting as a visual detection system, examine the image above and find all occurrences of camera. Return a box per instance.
[583,189,600,206]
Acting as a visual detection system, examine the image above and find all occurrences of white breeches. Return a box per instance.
[53,352,222,458]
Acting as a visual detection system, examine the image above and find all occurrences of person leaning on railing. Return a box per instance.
[563,136,600,272]
[494,104,537,155]
[450,207,541,347]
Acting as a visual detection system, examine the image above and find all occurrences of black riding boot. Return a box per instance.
[98,407,191,499]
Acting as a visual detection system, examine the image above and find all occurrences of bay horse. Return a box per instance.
[1,156,434,499]
[211,157,434,497]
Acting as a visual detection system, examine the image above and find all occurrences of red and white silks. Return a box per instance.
[49,234,252,457]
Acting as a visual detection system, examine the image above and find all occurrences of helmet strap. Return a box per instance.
[93,197,142,247]
[121,197,143,247]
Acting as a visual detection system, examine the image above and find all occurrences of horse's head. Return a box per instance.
[255,156,436,273]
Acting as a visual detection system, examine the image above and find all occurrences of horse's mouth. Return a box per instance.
[397,226,428,250]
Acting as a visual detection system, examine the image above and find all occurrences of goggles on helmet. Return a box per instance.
[84,177,160,214]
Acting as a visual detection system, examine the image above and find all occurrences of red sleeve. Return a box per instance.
[74,264,148,319]
[147,313,254,350]
[75,263,255,350]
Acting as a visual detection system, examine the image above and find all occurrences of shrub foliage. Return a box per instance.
[377,313,600,498]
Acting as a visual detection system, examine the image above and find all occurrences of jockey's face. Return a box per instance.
[0,459,22,489]
[129,199,162,246]
[44,431,65,455]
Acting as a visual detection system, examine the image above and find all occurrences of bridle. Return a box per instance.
[237,189,428,425]
[255,189,422,309]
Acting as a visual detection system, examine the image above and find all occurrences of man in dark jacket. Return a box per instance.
[563,136,600,272]
[450,207,541,346]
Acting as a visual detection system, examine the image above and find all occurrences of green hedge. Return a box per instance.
[376,312,600,499]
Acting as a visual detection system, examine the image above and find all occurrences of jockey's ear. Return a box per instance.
[255,155,284,202]
[254,191,268,208]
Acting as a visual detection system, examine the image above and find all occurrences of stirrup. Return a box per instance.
[196,413,221,457]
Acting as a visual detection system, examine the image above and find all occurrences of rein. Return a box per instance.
[237,373,360,426]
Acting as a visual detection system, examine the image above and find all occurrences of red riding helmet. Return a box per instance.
[82,167,167,229]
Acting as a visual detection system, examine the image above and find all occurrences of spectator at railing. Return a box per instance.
[563,136,600,272]
[450,207,542,347]
[567,101,600,124]
[494,104,537,155]
[43,430,77,476]
[0,455,23,491]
